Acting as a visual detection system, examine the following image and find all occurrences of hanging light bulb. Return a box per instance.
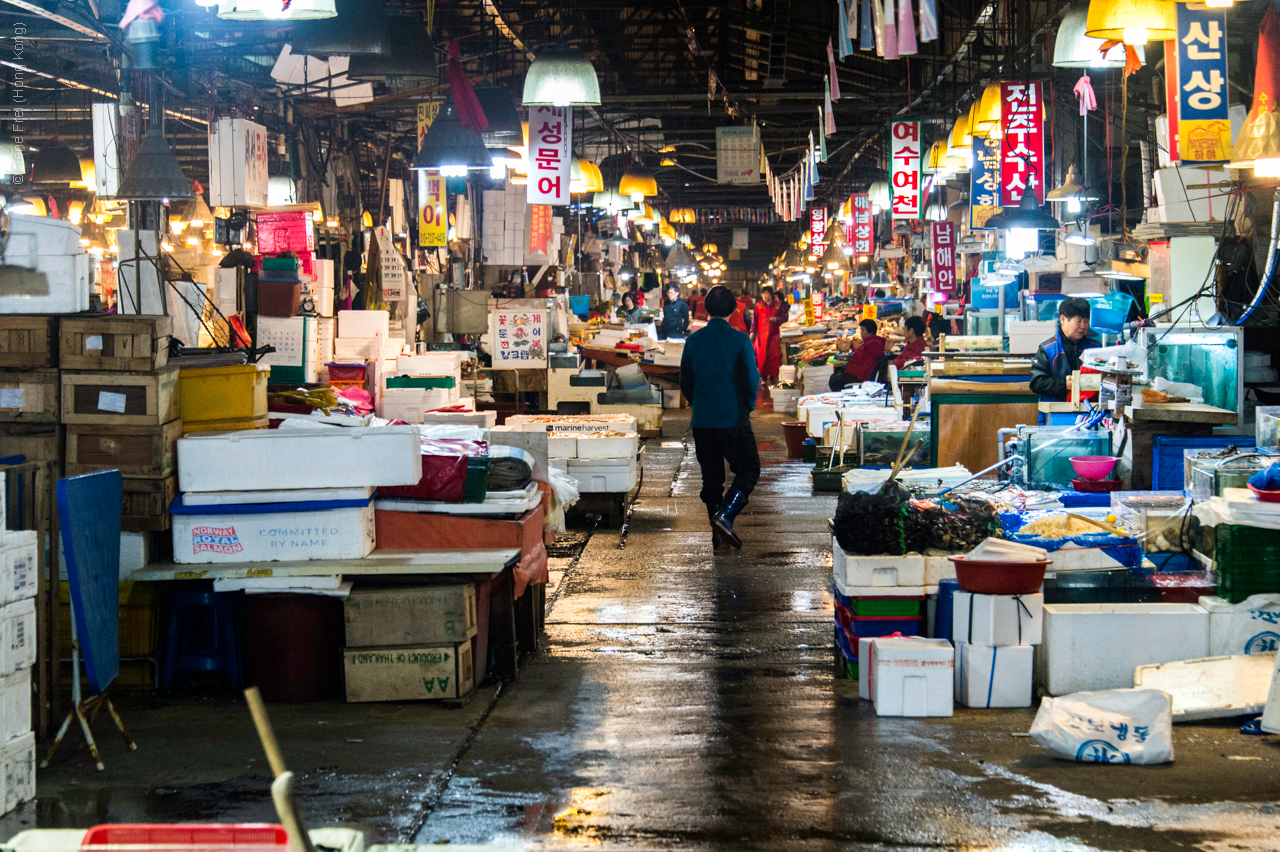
[619,164,657,202]
[522,41,602,106]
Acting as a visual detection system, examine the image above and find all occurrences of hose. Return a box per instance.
[1237,189,1280,325]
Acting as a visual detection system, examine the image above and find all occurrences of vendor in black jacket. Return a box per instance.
[658,284,690,339]
[1029,297,1102,401]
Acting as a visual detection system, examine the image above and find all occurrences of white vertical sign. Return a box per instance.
[527,106,572,206]
[889,119,923,220]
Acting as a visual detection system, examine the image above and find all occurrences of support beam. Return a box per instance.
[0,0,105,40]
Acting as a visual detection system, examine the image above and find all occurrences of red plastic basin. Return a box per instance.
[950,557,1052,595]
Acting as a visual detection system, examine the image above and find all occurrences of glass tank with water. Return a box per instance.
[1140,326,1242,420]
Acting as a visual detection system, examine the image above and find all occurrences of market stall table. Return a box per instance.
[1112,402,1239,490]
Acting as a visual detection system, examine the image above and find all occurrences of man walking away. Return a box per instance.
[680,285,761,549]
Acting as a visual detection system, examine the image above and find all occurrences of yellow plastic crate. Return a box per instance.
[179,364,269,423]
[58,580,166,657]
[182,415,270,435]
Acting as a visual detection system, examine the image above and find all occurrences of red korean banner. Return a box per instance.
[527,106,572,206]
[851,193,874,256]
[931,222,956,293]
[528,205,553,255]
[809,206,828,257]
[890,120,922,219]
[999,81,1045,206]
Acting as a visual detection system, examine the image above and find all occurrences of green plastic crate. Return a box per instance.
[852,597,923,617]
[386,375,457,389]
[262,256,300,271]
[1216,523,1280,602]
[463,456,492,503]
[428,342,465,351]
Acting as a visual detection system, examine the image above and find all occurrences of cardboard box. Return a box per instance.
[1,599,35,676]
[342,641,474,702]
[344,585,478,647]
[176,426,422,492]
[869,636,954,717]
[1,531,36,605]
[171,501,375,564]
[60,367,180,426]
[952,591,1044,647]
[3,730,34,811]
[59,315,173,372]
[0,369,58,424]
[954,642,1033,708]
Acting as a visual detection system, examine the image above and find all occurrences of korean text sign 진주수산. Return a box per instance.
[1000,81,1045,205]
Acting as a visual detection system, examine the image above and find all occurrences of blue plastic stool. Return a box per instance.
[160,588,243,692]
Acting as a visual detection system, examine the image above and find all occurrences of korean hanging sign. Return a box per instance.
[1175,5,1231,164]
[890,120,923,219]
[999,81,1045,206]
[527,106,572,206]
[970,136,1001,230]
[851,193,874,256]
[931,222,956,293]
[810,207,828,257]
[418,171,446,247]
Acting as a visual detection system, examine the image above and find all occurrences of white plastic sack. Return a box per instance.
[1029,688,1174,765]
[1225,594,1280,655]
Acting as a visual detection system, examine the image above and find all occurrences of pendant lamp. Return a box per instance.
[522,41,601,107]
[218,0,337,20]
[31,144,82,184]
[1046,164,1100,202]
[412,96,493,171]
[288,0,392,55]
[116,125,194,201]
[346,17,437,81]
[982,192,1060,230]
[1228,5,1280,176]
[947,113,973,158]
[1085,0,1175,46]
[604,230,632,247]
[665,241,695,273]
[669,207,696,224]
[473,85,523,148]
[924,203,949,222]
[1054,2,1144,67]
[868,180,890,211]
[1064,222,1098,245]
[968,83,1004,139]
[570,159,604,194]
[619,164,657,202]
[592,189,630,212]
[924,141,949,173]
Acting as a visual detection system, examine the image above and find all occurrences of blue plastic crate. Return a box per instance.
[1152,435,1255,491]
[1060,492,1115,508]
[851,616,923,638]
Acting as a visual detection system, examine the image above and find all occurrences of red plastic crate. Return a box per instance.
[82,825,289,849]
[256,211,315,254]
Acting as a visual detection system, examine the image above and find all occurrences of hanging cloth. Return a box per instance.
[919,0,939,42]
[828,40,842,99]
[824,87,837,137]
[881,0,899,60]
[1073,73,1097,116]
[860,0,875,51]
[819,108,831,159]
[897,0,918,56]
[837,0,855,59]
[446,41,488,133]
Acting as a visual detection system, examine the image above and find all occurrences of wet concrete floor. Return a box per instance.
[7,411,1280,850]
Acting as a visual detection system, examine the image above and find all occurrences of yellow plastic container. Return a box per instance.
[179,364,269,423]
[182,415,270,435]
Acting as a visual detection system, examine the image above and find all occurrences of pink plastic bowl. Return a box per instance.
[1070,455,1119,480]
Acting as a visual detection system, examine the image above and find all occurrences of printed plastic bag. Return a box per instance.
[1029,688,1174,764]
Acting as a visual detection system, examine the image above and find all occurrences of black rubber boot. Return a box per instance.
[707,503,724,548]
[712,488,749,549]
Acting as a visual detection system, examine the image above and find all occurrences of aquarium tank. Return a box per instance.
[1020,425,1112,488]
[1141,326,1242,419]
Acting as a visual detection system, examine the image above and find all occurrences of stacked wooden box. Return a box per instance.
[0,317,61,465]
[59,316,178,534]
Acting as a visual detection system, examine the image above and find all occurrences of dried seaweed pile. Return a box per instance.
[835,488,1002,556]
[904,497,1003,553]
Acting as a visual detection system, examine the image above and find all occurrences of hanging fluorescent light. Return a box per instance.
[218,0,337,20]
[522,41,601,106]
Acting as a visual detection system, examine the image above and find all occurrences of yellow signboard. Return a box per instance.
[863,304,878,321]
[418,171,446,247]
[417,101,443,151]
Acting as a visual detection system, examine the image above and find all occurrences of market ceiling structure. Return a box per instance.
[0,0,1270,268]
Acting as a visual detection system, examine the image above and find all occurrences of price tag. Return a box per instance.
[863,304,878,320]
[85,335,103,351]
[97,391,127,413]
[0,388,22,409]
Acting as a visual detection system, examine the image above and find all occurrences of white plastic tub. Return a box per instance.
[566,457,638,493]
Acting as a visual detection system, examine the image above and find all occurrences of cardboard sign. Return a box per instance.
[851,194,874,256]
[999,81,1045,206]
[527,106,572,206]
[890,120,923,219]
[970,136,1001,230]
[1175,5,1231,164]
[931,222,956,292]
[418,171,446,247]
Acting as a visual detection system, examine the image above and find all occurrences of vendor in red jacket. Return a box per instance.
[893,316,930,370]
[828,318,886,391]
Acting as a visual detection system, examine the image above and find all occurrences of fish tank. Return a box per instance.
[1185,449,1273,499]
[967,311,1016,337]
[1140,326,1243,421]
[1020,425,1112,489]
[1023,293,1066,322]
[859,422,932,468]
[1257,405,1280,451]
[1111,491,1192,553]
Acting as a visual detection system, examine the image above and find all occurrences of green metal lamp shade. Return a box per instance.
[346,17,437,81]
[31,145,81,184]
[116,126,195,201]
[983,193,1061,230]
[411,97,492,171]
[522,42,601,106]
[474,85,523,148]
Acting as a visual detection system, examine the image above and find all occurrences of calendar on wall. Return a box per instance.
[716,126,761,185]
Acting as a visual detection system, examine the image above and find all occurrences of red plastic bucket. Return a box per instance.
[782,421,807,459]
[950,557,1052,595]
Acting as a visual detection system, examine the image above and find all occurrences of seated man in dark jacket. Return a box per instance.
[1029,297,1102,401]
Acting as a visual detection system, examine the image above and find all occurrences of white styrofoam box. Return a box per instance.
[508,414,639,434]
[0,253,90,315]
[574,433,639,460]
[835,580,938,598]
[566,457,638,493]
[380,387,426,423]
[869,636,954,717]
[184,486,374,506]
[421,410,497,429]
[952,591,1044,647]
[0,668,29,743]
[547,434,577,459]
[1199,595,1280,656]
[334,338,377,360]
[1040,603,1209,695]
[832,541,925,589]
[858,637,873,700]
[177,426,423,492]
[423,387,461,409]
[4,730,33,812]
[209,118,269,207]
[924,555,957,585]
[955,642,1034,708]
[339,310,390,340]
[1152,166,1232,223]
[172,501,375,564]
[549,458,568,473]
[3,213,81,260]
[1263,653,1280,733]
[1,532,35,605]
[397,353,464,376]
[1134,654,1275,721]
[1,599,34,676]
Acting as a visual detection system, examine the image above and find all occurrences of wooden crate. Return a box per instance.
[59,315,172,372]
[66,419,182,477]
[0,369,59,424]
[121,475,175,532]
[0,317,58,368]
[61,367,180,426]
[0,425,61,466]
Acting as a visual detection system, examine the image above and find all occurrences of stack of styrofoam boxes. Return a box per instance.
[0,524,37,813]
[858,635,955,717]
[0,213,90,315]
[833,540,937,680]
[508,414,640,492]
[1006,320,1058,356]
[802,363,834,395]
[381,352,465,424]
[951,590,1043,708]
[310,258,336,319]
[335,310,396,371]
[173,426,423,563]
[1245,351,1278,386]
[480,185,524,267]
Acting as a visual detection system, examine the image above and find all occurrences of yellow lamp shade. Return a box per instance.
[658,220,677,241]
[619,165,657,201]
[947,113,973,156]
[669,207,696,224]
[570,158,603,193]
[361,211,373,228]
[1229,111,1280,174]
[925,140,950,173]
[969,83,1004,138]
[701,243,718,254]
[1085,0,1176,45]
[71,158,96,190]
